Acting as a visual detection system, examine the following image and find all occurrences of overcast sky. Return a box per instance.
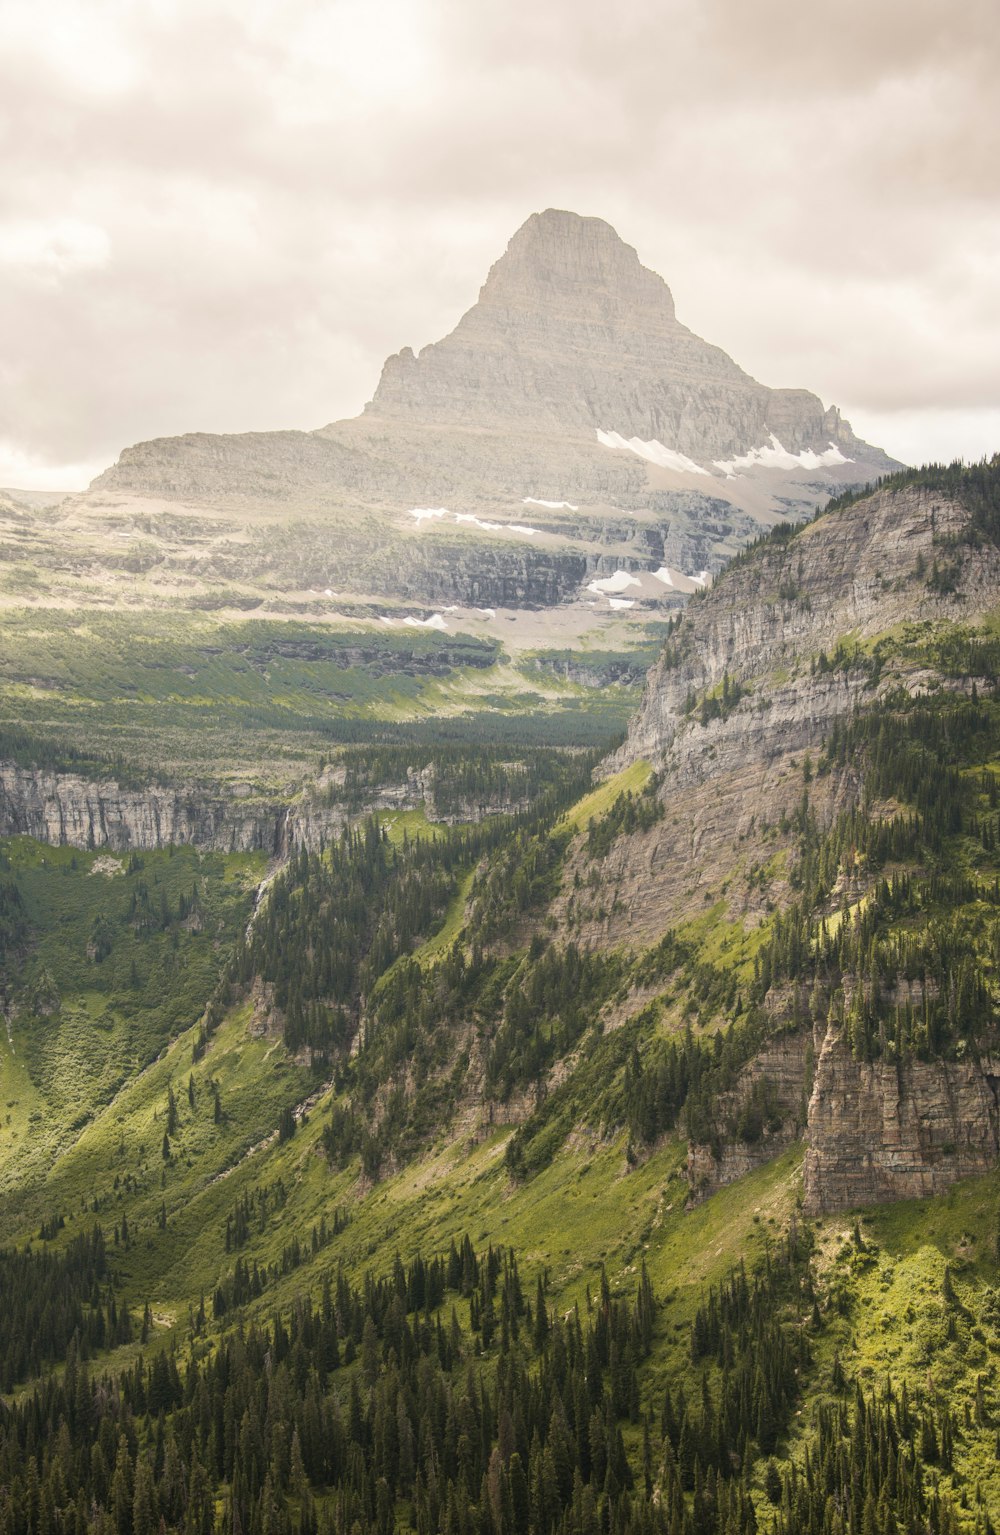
[1,0,998,490]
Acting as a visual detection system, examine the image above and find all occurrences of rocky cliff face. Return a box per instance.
[803,1027,1000,1213]
[687,1028,813,1200]
[0,763,529,857]
[614,482,1000,779]
[588,470,1000,1213]
[0,765,284,855]
[686,1020,1000,1213]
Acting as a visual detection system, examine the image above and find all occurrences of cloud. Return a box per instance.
[0,0,997,486]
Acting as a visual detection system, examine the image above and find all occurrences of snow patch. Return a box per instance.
[409,507,538,537]
[596,429,709,476]
[714,435,851,476]
[651,566,675,588]
[379,611,449,630]
[523,497,579,511]
[587,570,642,595]
[455,512,504,531]
[690,570,712,588]
[476,608,496,619]
[608,597,636,610]
[408,506,449,523]
[403,613,449,631]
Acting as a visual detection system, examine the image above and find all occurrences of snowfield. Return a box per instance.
[596,430,709,476]
[586,570,641,596]
[714,436,851,476]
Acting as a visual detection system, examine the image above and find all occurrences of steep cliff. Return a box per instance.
[613,479,999,778]
[685,1019,1000,1213]
[0,764,280,855]
[803,1026,1000,1213]
[582,462,1000,1213]
[0,761,532,856]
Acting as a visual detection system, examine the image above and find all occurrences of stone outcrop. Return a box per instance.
[0,762,531,856]
[685,1018,1000,1213]
[803,1026,1000,1213]
[687,1028,814,1201]
[0,764,281,855]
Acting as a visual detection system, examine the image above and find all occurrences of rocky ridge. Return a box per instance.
[592,471,1000,1212]
[613,482,998,778]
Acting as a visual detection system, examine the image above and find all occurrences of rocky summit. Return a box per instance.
[81,209,897,614]
[362,208,873,458]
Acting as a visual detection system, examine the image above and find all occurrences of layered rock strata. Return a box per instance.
[686,1021,1000,1213]
[803,1027,1000,1213]
[614,484,1000,780]
[0,762,525,856]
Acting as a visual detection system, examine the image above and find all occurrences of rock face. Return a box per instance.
[613,482,1000,780]
[687,1029,813,1201]
[591,472,1000,1213]
[84,210,898,608]
[0,762,531,856]
[0,764,284,855]
[803,1027,1000,1213]
[686,1020,1000,1213]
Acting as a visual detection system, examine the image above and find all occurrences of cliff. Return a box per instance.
[0,762,531,856]
[686,1021,1000,1213]
[585,465,1000,1213]
[803,1027,1000,1213]
[613,481,1000,779]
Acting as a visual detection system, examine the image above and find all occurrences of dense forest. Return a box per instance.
[0,1222,977,1535]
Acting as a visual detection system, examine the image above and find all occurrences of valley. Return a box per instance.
[1,458,999,1532]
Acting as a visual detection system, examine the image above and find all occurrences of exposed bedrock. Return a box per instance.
[614,484,1000,778]
[802,1026,1000,1214]
[685,1019,1000,1214]
[0,763,525,857]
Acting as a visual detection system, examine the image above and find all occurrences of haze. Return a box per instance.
[1,0,997,491]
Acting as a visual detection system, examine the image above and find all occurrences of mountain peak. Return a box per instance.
[475,208,676,322]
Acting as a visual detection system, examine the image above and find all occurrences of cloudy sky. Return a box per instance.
[1,0,997,489]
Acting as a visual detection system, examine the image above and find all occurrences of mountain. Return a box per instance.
[357,208,872,455]
[83,209,897,605]
[0,211,903,789]
[2,216,997,1534]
